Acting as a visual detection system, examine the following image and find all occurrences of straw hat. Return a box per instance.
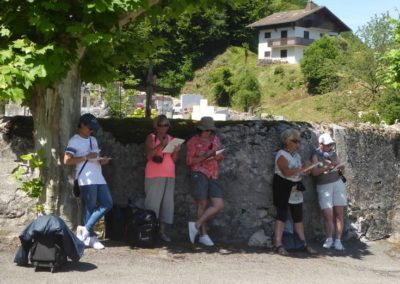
[196,116,216,131]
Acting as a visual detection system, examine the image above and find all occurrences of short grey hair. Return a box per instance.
[280,128,301,145]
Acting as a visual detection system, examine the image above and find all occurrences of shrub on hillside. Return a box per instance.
[209,67,233,107]
[300,36,340,94]
[231,68,261,112]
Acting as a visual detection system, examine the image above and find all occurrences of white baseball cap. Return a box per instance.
[318,133,335,145]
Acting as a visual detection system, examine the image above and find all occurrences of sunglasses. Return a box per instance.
[291,139,301,144]
[157,124,169,127]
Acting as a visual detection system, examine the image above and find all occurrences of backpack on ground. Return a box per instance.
[29,234,67,273]
[126,208,159,247]
[105,204,129,242]
[282,231,305,250]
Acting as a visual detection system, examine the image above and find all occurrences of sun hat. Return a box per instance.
[196,116,216,131]
[79,113,100,131]
[318,133,335,145]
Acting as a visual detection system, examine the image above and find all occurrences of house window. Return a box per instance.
[281,30,287,38]
[304,31,309,39]
[264,32,271,38]
[264,51,271,58]
[280,50,287,58]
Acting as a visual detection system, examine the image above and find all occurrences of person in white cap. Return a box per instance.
[311,133,347,251]
[186,117,224,247]
[64,113,112,250]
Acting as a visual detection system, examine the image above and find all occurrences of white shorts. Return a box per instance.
[317,179,347,209]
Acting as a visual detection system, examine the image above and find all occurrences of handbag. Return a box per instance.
[72,138,92,198]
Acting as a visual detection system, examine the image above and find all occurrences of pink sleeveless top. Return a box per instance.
[145,133,176,178]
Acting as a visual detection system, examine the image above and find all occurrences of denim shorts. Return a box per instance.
[191,171,223,200]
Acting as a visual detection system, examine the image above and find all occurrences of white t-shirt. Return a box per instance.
[274,149,303,204]
[65,134,106,186]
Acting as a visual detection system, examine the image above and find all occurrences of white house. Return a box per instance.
[248,0,351,64]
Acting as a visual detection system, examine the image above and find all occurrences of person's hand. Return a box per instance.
[206,150,216,158]
[173,144,181,152]
[86,152,98,160]
[99,158,110,165]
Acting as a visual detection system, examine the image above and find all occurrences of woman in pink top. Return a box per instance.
[144,115,181,242]
[186,117,224,246]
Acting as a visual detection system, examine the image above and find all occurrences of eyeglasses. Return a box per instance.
[203,129,212,132]
[157,124,169,127]
[291,139,301,144]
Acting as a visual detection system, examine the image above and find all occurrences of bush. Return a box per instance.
[274,66,285,76]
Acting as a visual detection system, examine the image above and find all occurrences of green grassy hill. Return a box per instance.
[182,46,369,123]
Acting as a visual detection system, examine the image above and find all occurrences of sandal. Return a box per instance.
[304,245,317,255]
[276,245,289,256]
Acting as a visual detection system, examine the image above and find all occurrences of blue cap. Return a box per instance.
[79,113,100,131]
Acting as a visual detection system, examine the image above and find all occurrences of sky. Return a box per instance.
[314,0,400,32]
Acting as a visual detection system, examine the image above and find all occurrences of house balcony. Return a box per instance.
[267,37,314,47]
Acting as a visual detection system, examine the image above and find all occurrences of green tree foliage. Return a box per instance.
[103,83,137,118]
[231,68,261,111]
[116,0,307,96]
[382,19,400,90]
[376,89,400,124]
[300,36,340,94]
[210,67,233,106]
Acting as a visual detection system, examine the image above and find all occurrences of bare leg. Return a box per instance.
[274,220,285,247]
[322,208,334,239]
[196,200,208,235]
[334,206,344,240]
[196,198,224,236]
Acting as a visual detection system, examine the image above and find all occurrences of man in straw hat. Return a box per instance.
[186,117,224,246]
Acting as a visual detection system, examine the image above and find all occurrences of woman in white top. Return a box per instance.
[272,128,316,256]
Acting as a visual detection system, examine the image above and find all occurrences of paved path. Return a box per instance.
[1,239,400,284]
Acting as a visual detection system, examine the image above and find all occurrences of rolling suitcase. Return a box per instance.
[29,234,67,273]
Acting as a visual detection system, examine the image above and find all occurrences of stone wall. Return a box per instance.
[1,117,399,246]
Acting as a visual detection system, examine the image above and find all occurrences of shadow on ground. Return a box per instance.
[100,237,373,260]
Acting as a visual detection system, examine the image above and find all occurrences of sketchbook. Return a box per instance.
[162,138,185,153]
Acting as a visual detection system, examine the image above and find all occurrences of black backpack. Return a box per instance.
[29,234,67,273]
[282,231,305,250]
[126,208,159,247]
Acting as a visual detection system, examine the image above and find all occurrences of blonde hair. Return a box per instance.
[152,115,170,128]
[280,128,301,146]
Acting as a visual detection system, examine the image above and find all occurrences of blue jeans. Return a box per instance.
[81,184,113,236]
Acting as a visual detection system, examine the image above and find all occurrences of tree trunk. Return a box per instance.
[29,61,82,228]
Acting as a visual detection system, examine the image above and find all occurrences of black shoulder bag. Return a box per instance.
[72,138,92,198]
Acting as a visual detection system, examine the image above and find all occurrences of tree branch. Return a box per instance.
[118,0,160,29]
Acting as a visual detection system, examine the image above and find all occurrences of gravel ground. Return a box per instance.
[1,239,400,284]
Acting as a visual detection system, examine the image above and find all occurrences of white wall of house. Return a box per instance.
[257,26,334,64]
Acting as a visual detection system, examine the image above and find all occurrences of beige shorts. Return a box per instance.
[144,177,175,224]
[317,179,347,209]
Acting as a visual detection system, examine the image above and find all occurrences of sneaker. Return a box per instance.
[89,236,105,250]
[322,237,334,249]
[160,233,172,242]
[199,234,214,247]
[334,239,345,251]
[188,222,198,244]
[77,225,90,242]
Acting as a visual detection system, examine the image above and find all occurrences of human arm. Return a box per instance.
[276,155,304,177]
[171,143,181,162]
[144,134,168,160]
[63,152,97,166]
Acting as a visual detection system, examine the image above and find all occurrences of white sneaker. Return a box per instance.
[199,234,214,247]
[334,239,345,251]
[323,238,334,249]
[188,222,198,244]
[76,225,90,242]
[89,236,105,250]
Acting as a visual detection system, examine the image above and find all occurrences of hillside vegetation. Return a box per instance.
[182,46,369,123]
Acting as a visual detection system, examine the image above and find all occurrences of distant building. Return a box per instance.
[192,99,228,121]
[248,0,351,64]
